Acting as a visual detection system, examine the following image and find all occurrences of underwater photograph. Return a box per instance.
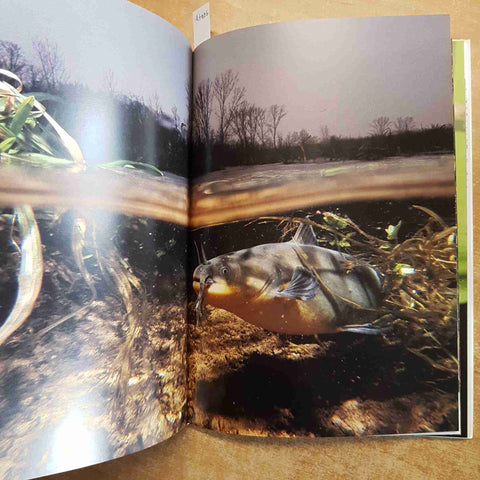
[188,15,458,437]
[0,210,188,478]
[0,0,191,478]
[188,196,459,436]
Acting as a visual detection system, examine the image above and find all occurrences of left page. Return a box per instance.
[0,1,191,478]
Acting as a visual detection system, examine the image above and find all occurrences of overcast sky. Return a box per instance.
[194,16,452,138]
[0,0,191,121]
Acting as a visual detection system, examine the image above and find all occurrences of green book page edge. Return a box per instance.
[453,39,473,439]
[453,40,467,304]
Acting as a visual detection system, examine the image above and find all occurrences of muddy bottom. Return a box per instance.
[188,307,458,437]
[0,232,187,480]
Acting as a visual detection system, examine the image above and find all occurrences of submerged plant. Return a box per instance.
[0,205,42,345]
[0,69,83,169]
[256,207,459,377]
[0,70,146,405]
[0,68,84,346]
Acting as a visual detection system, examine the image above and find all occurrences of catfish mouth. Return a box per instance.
[193,275,214,326]
[193,275,213,293]
[193,275,233,297]
[193,273,237,326]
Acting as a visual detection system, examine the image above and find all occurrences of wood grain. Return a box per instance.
[45,1,480,479]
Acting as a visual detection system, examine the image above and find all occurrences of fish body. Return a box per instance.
[193,224,382,335]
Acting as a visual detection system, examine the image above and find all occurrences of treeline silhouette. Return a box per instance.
[0,39,188,177]
[192,69,453,176]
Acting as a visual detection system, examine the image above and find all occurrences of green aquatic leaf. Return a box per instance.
[25,118,36,128]
[323,214,347,230]
[393,263,415,276]
[25,153,74,166]
[0,124,16,140]
[9,96,34,136]
[322,166,348,176]
[386,220,402,241]
[29,132,55,156]
[0,136,16,153]
[328,232,353,248]
[336,238,351,248]
[7,152,75,167]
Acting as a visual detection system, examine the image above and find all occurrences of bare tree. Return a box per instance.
[268,104,287,148]
[245,106,258,146]
[369,116,391,136]
[149,92,164,118]
[246,106,267,147]
[184,80,192,130]
[283,131,300,147]
[213,70,245,144]
[103,69,117,96]
[320,125,330,141]
[298,129,317,161]
[231,100,250,147]
[256,108,269,146]
[394,116,415,133]
[283,129,316,160]
[298,129,316,145]
[193,78,213,144]
[0,41,28,77]
[33,38,67,91]
[229,102,267,148]
[26,64,41,90]
[171,106,180,131]
[404,116,415,131]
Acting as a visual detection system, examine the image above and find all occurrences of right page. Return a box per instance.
[188,15,461,437]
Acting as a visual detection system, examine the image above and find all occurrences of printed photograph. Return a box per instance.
[0,0,191,478]
[189,16,459,437]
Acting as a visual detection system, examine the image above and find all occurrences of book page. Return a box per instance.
[0,1,191,478]
[189,16,460,437]
[453,39,473,438]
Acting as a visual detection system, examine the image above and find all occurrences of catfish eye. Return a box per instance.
[220,266,230,276]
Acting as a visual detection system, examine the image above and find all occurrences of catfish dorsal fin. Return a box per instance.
[292,222,317,246]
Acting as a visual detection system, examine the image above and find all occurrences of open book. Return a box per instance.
[0,2,472,478]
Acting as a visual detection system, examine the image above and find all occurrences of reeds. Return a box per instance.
[0,70,144,400]
[0,68,83,169]
[0,68,84,346]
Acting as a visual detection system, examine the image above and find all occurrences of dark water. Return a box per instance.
[0,208,188,327]
[189,196,459,436]
[0,208,188,479]
[189,196,456,287]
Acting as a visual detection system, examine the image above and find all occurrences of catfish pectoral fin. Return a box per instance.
[275,267,318,301]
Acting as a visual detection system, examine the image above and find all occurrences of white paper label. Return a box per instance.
[193,3,210,49]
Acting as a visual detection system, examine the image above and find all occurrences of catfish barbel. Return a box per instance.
[193,223,383,335]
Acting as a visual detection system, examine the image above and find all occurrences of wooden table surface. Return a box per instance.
[46,1,479,478]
